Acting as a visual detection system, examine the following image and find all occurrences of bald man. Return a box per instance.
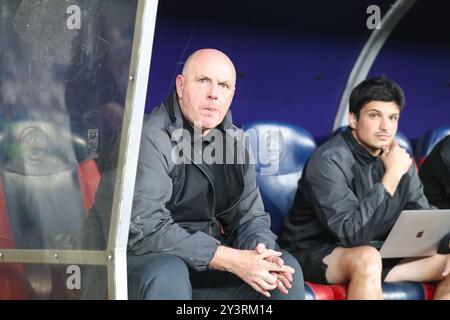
[127,49,305,300]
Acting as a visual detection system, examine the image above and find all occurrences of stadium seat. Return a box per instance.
[242,121,316,235]
[395,130,413,156]
[242,121,338,299]
[0,119,100,299]
[330,282,436,300]
[305,281,335,300]
[415,127,450,167]
[0,178,27,300]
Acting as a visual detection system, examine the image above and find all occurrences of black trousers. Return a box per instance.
[127,250,305,300]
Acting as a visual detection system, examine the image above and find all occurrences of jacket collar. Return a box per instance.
[342,126,380,162]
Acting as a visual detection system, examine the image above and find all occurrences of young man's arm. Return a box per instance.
[305,145,411,247]
[403,166,434,209]
[381,141,414,196]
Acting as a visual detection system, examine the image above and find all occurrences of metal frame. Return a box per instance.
[106,0,159,300]
[0,0,159,300]
[0,249,109,265]
[332,0,418,131]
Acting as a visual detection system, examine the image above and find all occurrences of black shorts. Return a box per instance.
[291,244,402,284]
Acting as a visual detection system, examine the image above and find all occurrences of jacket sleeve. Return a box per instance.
[404,165,434,210]
[306,154,402,247]
[440,140,450,196]
[229,163,279,250]
[127,131,220,271]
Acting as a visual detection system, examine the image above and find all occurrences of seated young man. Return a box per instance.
[280,76,450,299]
[419,135,450,209]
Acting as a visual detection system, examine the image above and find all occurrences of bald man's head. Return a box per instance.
[181,49,236,83]
[176,49,236,134]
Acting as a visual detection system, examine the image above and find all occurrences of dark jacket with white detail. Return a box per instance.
[280,128,431,252]
[128,91,278,271]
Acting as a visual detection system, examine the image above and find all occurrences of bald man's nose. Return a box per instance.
[207,84,219,100]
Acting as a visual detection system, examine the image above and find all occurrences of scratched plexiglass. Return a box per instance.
[0,0,137,299]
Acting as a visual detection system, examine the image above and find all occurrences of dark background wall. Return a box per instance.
[145,0,450,144]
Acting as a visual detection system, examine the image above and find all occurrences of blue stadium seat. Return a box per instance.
[395,130,413,156]
[243,121,336,299]
[415,126,450,167]
[382,282,428,300]
[242,121,316,235]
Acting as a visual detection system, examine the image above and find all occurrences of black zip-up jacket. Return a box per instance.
[280,128,431,252]
[419,136,450,209]
[128,91,278,271]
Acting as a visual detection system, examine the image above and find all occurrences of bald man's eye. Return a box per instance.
[198,78,208,87]
[219,83,229,89]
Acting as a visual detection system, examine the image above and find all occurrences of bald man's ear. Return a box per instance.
[349,112,358,130]
[175,75,184,99]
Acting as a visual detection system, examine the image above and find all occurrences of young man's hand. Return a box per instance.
[381,141,412,195]
[442,255,450,277]
[381,140,412,178]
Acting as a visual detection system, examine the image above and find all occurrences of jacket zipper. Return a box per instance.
[187,145,217,236]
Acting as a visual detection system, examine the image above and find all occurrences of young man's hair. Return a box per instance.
[349,76,405,118]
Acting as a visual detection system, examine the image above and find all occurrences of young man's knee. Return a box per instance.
[350,246,382,277]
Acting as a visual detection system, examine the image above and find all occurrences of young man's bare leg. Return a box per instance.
[384,254,450,300]
[323,246,383,300]
[434,273,450,300]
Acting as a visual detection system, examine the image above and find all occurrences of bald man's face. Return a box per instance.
[176,51,236,133]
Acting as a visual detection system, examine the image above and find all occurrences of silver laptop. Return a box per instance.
[379,209,450,258]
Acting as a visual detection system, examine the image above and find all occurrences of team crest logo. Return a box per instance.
[19,127,49,162]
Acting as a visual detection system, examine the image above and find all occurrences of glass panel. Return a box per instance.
[0,0,137,261]
[0,261,107,300]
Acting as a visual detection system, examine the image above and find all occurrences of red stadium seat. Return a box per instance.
[77,159,101,216]
[0,179,28,300]
[305,281,334,300]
